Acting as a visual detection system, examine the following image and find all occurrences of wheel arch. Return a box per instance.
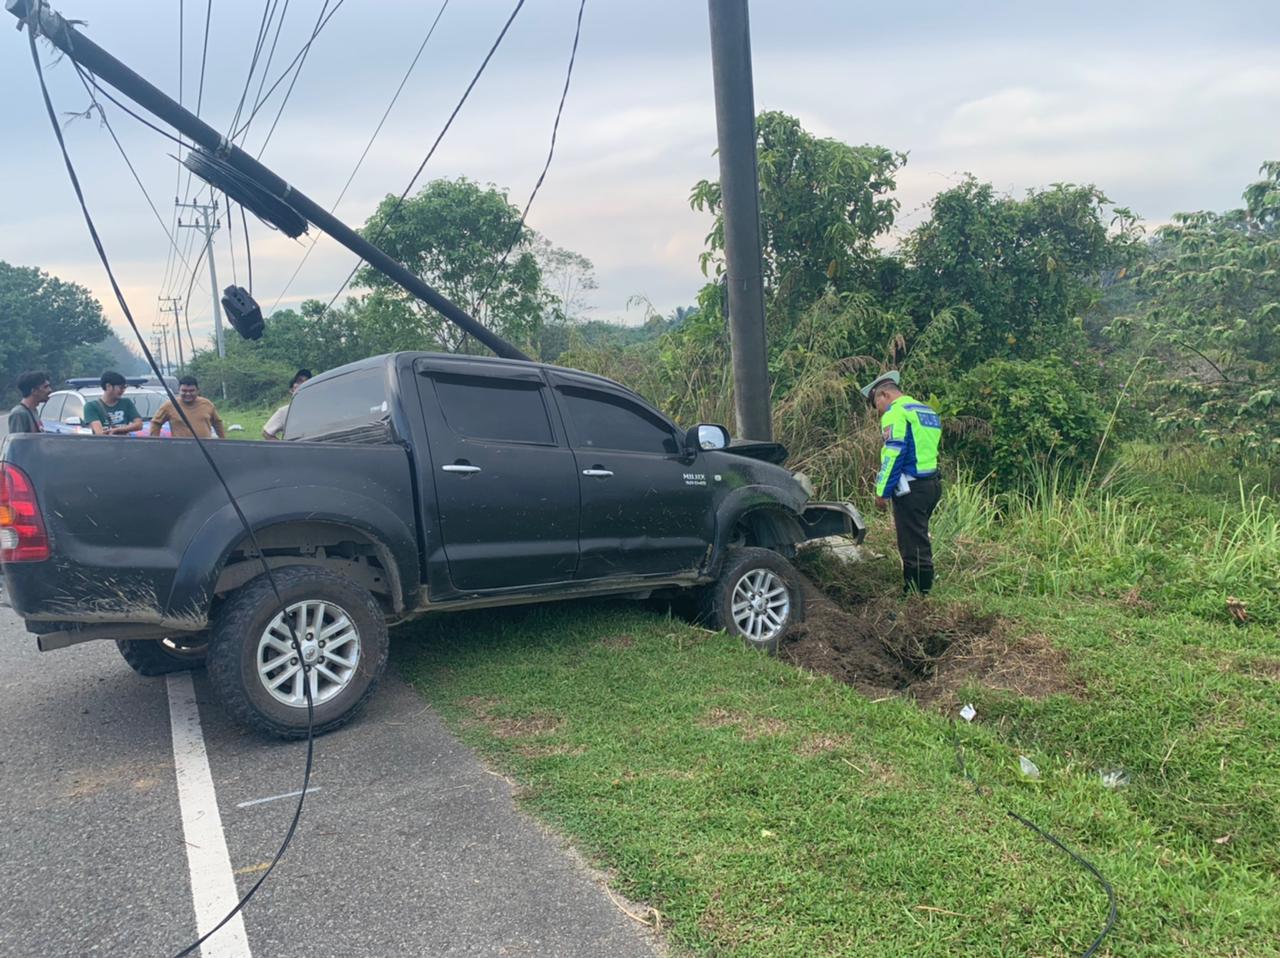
[165,489,418,625]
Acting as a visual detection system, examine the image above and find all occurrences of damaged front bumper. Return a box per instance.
[799,501,867,545]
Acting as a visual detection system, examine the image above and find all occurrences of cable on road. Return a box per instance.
[24,22,316,958]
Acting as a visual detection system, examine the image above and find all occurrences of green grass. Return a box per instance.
[394,447,1280,956]
[217,405,273,440]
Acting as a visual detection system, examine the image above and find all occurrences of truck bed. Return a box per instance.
[1,434,416,628]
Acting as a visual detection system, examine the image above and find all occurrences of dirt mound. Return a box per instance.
[783,578,1077,708]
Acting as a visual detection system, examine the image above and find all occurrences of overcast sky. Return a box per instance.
[1,0,1277,352]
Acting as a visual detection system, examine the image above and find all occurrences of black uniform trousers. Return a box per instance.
[890,475,941,595]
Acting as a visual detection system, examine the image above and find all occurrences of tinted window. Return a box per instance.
[557,387,678,455]
[431,374,553,445]
[284,369,389,440]
[40,395,66,422]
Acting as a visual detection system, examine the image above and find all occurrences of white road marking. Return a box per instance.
[166,672,252,958]
[236,786,320,809]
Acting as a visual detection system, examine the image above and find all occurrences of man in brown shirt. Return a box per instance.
[150,375,226,439]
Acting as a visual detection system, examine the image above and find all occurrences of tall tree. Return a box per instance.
[900,178,1137,373]
[0,261,109,395]
[1126,161,1280,460]
[691,111,905,319]
[354,178,545,353]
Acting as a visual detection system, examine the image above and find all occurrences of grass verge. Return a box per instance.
[395,448,1279,956]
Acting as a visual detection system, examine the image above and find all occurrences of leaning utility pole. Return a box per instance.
[176,197,223,360]
[158,295,185,371]
[707,0,771,441]
[7,0,531,363]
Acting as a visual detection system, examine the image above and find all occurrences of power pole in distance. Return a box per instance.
[177,196,225,397]
[159,326,171,377]
[707,0,771,441]
[158,295,185,372]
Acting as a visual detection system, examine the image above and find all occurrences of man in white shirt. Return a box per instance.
[262,368,312,440]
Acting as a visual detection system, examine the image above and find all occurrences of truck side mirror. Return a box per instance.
[686,423,730,453]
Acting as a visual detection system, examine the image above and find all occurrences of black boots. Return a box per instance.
[903,566,934,596]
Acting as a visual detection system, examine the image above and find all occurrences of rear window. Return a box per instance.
[284,369,390,440]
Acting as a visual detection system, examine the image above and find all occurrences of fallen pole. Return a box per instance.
[7,0,532,362]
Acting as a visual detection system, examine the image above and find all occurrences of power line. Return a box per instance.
[476,0,586,315]
[318,0,528,319]
[227,0,278,139]
[252,0,336,158]
[229,0,345,147]
[268,0,451,312]
[246,0,291,138]
[25,39,316,958]
[69,63,206,305]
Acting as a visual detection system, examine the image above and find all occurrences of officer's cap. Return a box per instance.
[859,369,901,400]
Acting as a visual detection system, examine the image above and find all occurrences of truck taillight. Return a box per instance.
[0,463,50,562]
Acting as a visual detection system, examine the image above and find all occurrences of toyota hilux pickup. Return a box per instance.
[0,352,864,737]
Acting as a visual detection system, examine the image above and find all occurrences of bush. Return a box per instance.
[945,358,1105,487]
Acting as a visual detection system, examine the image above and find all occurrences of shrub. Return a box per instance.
[945,358,1105,487]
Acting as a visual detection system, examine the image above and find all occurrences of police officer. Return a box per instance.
[861,371,943,595]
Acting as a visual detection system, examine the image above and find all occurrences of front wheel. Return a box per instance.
[704,547,805,654]
[207,565,389,739]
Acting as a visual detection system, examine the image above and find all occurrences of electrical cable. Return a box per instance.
[268,0,451,313]
[182,148,309,237]
[160,0,186,307]
[475,0,585,317]
[317,0,527,320]
[246,0,291,136]
[242,203,254,295]
[951,721,1117,958]
[227,0,343,147]
[225,192,239,286]
[25,26,315,958]
[227,0,278,138]
[69,63,204,302]
[194,0,212,116]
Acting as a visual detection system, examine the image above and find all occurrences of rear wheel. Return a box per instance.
[116,635,209,676]
[704,547,805,654]
[207,565,389,739]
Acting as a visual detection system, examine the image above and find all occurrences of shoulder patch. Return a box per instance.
[883,425,894,441]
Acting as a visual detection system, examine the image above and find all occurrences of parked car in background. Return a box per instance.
[40,378,172,437]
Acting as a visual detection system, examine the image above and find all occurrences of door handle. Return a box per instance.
[442,464,481,474]
[582,468,614,478]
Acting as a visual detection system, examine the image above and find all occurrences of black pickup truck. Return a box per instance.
[1,352,863,737]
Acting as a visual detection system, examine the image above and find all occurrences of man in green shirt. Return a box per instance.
[861,370,943,595]
[83,370,143,436]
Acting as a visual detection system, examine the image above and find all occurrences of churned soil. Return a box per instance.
[782,576,1079,709]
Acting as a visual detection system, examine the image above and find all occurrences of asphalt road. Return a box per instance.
[0,605,663,958]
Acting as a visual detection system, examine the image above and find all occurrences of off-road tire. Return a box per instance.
[704,547,805,654]
[116,635,209,676]
[207,565,389,739]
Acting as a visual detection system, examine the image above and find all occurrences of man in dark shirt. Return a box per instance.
[83,370,144,436]
[7,371,52,434]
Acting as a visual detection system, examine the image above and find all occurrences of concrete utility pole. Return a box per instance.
[158,296,185,371]
[7,0,532,363]
[158,326,171,376]
[176,198,224,360]
[707,0,771,441]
